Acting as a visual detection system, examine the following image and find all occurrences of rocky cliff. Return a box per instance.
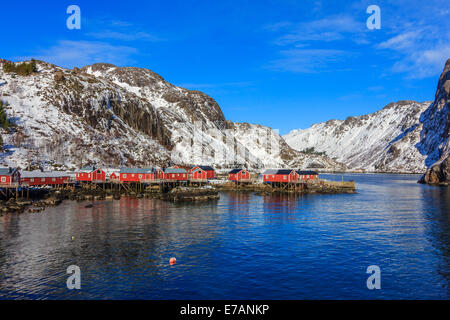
[418,59,450,184]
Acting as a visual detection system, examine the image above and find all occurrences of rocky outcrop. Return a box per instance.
[419,156,449,185]
[418,59,450,185]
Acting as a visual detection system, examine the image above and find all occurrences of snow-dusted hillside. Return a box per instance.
[284,101,431,173]
[0,61,171,170]
[231,122,346,170]
[0,59,344,171]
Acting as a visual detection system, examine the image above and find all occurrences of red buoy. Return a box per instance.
[169,257,176,265]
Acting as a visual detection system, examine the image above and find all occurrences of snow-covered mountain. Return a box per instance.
[284,101,431,173]
[0,59,345,171]
[284,59,450,174]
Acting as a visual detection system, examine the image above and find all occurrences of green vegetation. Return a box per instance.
[0,100,10,148]
[0,100,11,130]
[302,147,327,157]
[2,59,37,76]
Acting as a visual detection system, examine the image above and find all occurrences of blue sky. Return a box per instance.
[2,0,449,134]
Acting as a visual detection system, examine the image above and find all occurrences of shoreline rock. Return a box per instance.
[216,180,356,194]
[158,187,220,202]
[0,179,356,215]
[418,156,449,186]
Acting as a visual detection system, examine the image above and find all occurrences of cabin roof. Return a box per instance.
[276,169,295,175]
[262,169,279,175]
[103,168,120,175]
[120,167,154,174]
[0,167,17,176]
[78,166,97,173]
[193,165,215,171]
[263,169,294,175]
[21,171,70,178]
[164,167,187,174]
[296,170,318,175]
[228,168,244,174]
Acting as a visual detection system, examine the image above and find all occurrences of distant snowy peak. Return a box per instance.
[229,122,346,170]
[284,100,432,173]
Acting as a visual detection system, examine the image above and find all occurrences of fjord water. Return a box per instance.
[0,174,448,299]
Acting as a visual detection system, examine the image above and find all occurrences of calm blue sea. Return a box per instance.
[0,174,448,299]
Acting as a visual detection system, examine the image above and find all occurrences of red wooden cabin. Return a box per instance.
[296,170,319,181]
[190,167,207,180]
[155,168,164,180]
[120,168,155,182]
[228,169,250,181]
[21,171,70,186]
[106,172,120,181]
[0,167,21,186]
[164,167,188,181]
[76,166,106,182]
[263,169,298,183]
[190,166,215,179]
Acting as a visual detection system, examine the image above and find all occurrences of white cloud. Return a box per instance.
[267,49,350,73]
[263,13,367,73]
[262,21,292,32]
[391,44,450,78]
[274,14,367,45]
[83,16,163,42]
[22,40,138,68]
[87,31,161,42]
[376,23,450,78]
[378,31,420,50]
